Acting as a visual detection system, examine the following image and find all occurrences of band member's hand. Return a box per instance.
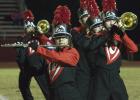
[110,25,124,37]
[28,40,39,51]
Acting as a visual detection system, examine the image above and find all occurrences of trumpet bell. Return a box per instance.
[37,19,50,34]
[119,12,138,30]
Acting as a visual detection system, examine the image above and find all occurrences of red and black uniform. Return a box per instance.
[78,32,138,100]
[16,34,51,100]
[72,26,91,100]
[71,30,112,100]
[36,46,82,100]
[92,33,137,100]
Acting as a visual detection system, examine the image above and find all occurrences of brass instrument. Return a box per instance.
[37,19,50,34]
[118,12,138,30]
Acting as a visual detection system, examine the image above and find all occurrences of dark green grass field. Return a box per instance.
[0,67,140,100]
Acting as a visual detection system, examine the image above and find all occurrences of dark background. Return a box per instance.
[24,0,140,44]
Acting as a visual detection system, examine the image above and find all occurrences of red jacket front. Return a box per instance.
[37,47,79,83]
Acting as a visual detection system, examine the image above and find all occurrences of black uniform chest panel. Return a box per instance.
[95,40,122,70]
[26,53,45,68]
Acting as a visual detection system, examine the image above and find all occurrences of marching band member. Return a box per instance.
[16,10,50,100]
[91,0,138,100]
[29,5,83,100]
[72,0,91,100]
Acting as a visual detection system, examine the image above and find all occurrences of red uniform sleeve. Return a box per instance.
[122,33,138,53]
[37,47,80,66]
[113,34,122,42]
[38,34,54,45]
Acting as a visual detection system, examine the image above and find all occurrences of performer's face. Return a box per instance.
[90,24,105,36]
[104,19,117,30]
[91,24,104,33]
[25,26,35,33]
[24,21,35,33]
[54,37,69,46]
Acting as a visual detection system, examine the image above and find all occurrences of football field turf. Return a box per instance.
[0,67,140,100]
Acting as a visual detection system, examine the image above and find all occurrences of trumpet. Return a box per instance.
[37,19,50,34]
[117,12,138,30]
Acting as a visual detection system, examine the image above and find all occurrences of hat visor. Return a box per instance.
[105,16,118,20]
[90,22,103,30]
[80,13,89,19]
[52,32,72,38]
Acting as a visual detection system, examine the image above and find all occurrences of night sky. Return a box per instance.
[24,0,140,44]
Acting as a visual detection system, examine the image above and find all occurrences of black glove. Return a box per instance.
[28,40,39,51]
[110,25,124,37]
